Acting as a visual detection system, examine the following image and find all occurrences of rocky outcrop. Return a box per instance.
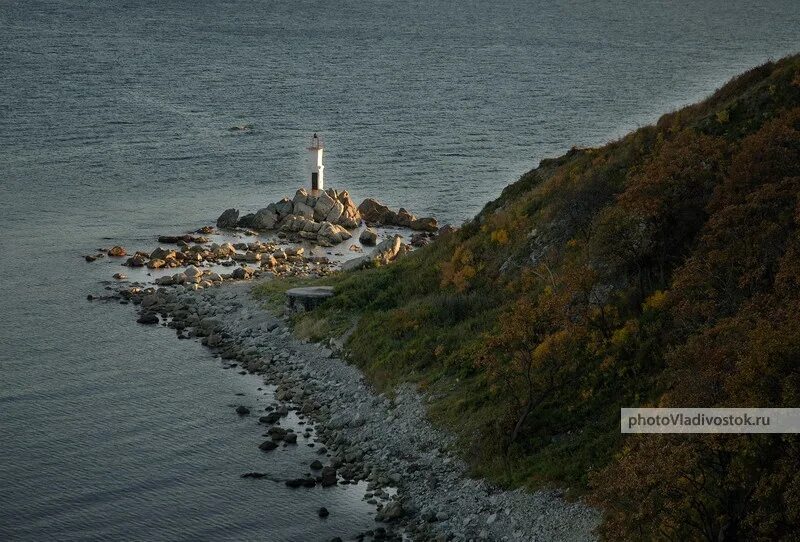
[216,208,240,228]
[357,198,438,232]
[359,228,378,246]
[213,190,437,248]
[221,188,362,246]
[342,234,408,271]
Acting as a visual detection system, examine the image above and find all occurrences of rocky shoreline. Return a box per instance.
[116,282,598,541]
[87,186,597,540]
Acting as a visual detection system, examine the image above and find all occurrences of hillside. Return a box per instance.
[254,54,800,541]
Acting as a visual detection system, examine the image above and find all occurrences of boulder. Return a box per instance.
[137,312,159,325]
[302,220,322,233]
[293,188,309,207]
[438,224,457,235]
[216,208,239,229]
[320,466,337,487]
[395,208,415,227]
[317,222,352,245]
[378,501,404,522]
[259,440,278,452]
[125,253,149,267]
[231,266,253,280]
[293,201,315,220]
[342,234,405,271]
[359,228,378,246]
[338,215,360,229]
[108,246,127,257]
[275,198,294,218]
[259,412,282,424]
[358,198,394,225]
[147,258,166,269]
[252,207,278,230]
[410,232,431,247]
[337,190,361,223]
[243,251,261,262]
[214,242,236,258]
[150,247,176,260]
[324,200,345,224]
[237,213,255,228]
[411,216,439,232]
[313,192,337,221]
[268,426,288,441]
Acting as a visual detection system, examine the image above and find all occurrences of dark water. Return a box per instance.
[1,0,798,540]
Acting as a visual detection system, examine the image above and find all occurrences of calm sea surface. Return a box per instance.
[1,1,798,540]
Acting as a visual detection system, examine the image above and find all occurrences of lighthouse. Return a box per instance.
[308,133,324,194]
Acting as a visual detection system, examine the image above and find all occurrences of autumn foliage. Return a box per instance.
[274,54,800,541]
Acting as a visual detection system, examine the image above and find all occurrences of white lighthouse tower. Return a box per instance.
[308,133,324,194]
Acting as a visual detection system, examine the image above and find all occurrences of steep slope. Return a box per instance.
[255,54,800,540]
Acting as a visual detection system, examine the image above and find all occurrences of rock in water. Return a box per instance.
[259,440,278,452]
[320,466,337,487]
[259,412,282,424]
[318,507,329,518]
[137,312,159,325]
[411,216,438,232]
[359,228,378,246]
[125,253,148,267]
[357,198,395,224]
[235,405,250,416]
[395,208,415,227]
[108,246,127,257]
[310,459,323,470]
[216,208,240,229]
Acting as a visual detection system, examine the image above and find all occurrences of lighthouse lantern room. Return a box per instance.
[308,133,325,194]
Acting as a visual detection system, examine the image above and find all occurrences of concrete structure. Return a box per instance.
[285,286,334,313]
[308,133,324,194]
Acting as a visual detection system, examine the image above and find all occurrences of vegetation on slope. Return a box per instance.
[254,54,800,541]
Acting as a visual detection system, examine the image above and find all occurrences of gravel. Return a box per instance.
[126,281,599,541]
